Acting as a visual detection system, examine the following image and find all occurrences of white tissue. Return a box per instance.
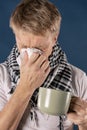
[17,48,42,66]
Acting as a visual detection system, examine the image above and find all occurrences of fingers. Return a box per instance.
[67,112,85,125]
[68,111,87,126]
[31,53,51,79]
[29,53,50,71]
[44,65,51,77]
[21,52,50,78]
[71,96,87,108]
[37,55,50,74]
[40,59,50,70]
[69,96,87,115]
[68,96,87,126]
[34,54,47,67]
[28,52,40,64]
[69,102,86,116]
[21,51,50,69]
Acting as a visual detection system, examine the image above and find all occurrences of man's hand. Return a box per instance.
[67,96,87,130]
[19,51,50,93]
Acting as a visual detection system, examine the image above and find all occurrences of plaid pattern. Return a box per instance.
[5,43,72,129]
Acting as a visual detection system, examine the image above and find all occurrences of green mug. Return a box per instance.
[37,87,72,116]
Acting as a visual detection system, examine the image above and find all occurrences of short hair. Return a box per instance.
[10,0,61,35]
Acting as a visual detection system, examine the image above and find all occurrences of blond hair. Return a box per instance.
[10,0,61,35]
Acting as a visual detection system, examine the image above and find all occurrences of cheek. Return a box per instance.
[16,39,22,52]
[45,46,53,57]
[15,36,21,51]
[16,42,20,51]
[49,47,53,56]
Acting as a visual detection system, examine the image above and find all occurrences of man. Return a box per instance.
[0,0,87,130]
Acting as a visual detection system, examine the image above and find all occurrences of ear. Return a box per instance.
[52,31,59,45]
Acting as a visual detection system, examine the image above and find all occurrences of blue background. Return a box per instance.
[0,1,87,129]
[0,0,87,73]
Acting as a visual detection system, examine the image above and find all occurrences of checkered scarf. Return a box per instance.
[6,42,72,100]
[5,42,72,129]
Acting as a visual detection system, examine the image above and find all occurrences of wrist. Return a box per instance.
[18,80,35,95]
[15,82,35,103]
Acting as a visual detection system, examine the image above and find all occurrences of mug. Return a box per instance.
[37,87,72,116]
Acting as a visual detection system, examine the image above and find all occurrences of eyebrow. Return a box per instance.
[35,44,47,51]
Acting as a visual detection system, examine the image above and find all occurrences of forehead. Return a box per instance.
[13,27,52,48]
